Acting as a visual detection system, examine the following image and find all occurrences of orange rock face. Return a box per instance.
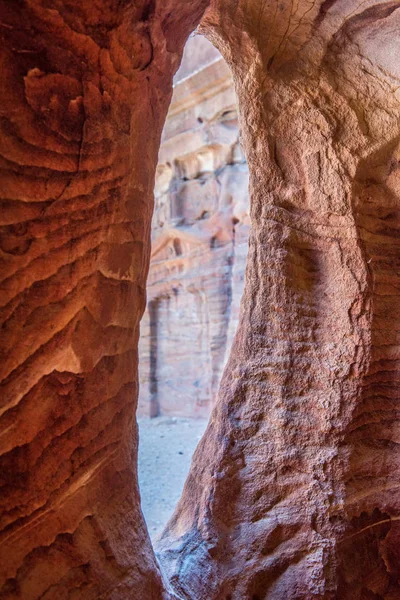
[0,1,207,598]
[138,35,250,418]
[1,1,400,599]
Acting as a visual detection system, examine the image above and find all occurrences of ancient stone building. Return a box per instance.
[0,1,399,599]
[138,35,249,418]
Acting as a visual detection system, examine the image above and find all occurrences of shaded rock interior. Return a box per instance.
[138,34,249,418]
[0,1,399,599]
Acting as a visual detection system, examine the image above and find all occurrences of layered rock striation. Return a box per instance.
[0,1,208,597]
[0,1,399,599]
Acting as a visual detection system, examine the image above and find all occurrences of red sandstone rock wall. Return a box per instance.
[1,1,400,599]
[158,2,400,599]
[0,1,208,597]
[138,35,250,418]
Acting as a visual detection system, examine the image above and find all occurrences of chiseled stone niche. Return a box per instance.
[138,34,250,418]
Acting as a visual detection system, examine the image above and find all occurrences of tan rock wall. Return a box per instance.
[138,36,250,418]
[158,2,400,599]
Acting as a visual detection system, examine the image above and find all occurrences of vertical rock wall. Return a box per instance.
[138,35,250,418]
[0,1,208,598]
[1,1,399,598]
[158,2,400,599]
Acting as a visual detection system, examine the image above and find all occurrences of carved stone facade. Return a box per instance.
[138,35,250,418]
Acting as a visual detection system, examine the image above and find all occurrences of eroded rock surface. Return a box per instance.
[0,1,208,598]
[158,2,400,599]
[1,1,399,599]
[138,35,249,418]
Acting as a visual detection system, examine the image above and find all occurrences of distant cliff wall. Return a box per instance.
[138,35,249,418]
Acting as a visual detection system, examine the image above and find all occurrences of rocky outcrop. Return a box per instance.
[1,1,399,599]
[158,2,400,599]
[0,1,208,598]
[138,35,250,418]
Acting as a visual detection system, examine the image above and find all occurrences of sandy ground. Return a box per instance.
[137,416,208,540]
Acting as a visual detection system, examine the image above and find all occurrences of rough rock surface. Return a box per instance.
[0,1,208,598]
[138,35,250,418]
[158,2,400,599]
[1,1,400,599]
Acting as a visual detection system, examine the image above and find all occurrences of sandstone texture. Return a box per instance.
[1,1,400,599]
[158,2,400,599]
[138,35,250,418]
[0,1,208,598]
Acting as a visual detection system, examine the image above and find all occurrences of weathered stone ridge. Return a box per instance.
[138,35,250,418]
